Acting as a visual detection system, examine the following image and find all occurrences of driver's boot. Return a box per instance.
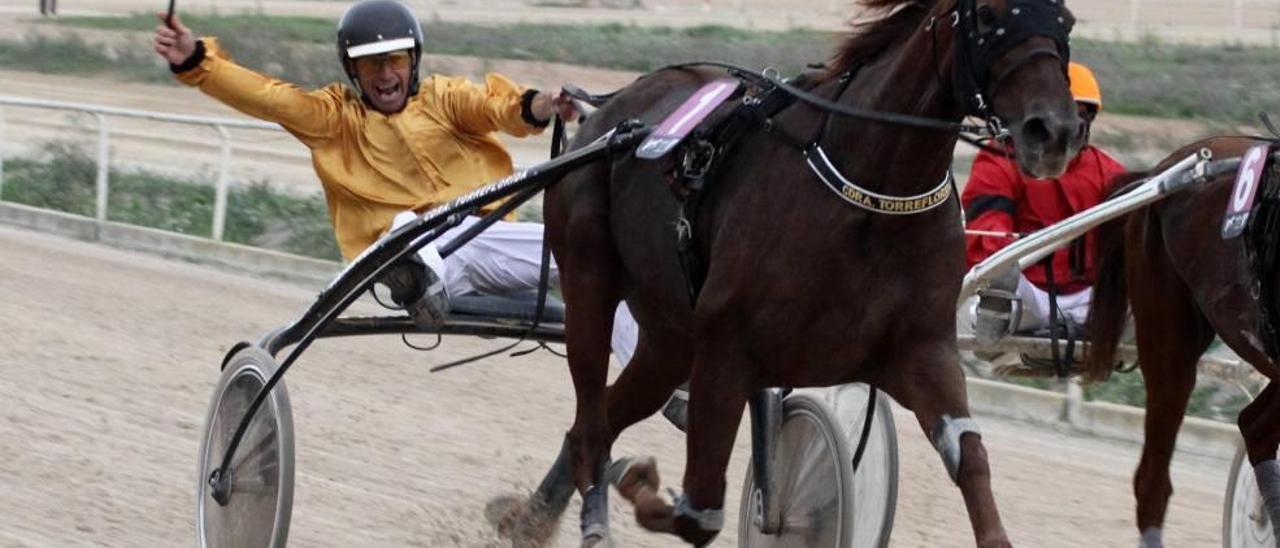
[381,254,449,329]
[974,268,1022,349]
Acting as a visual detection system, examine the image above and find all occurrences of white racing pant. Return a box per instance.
[964,274,1092,334]
[391,212,639,365]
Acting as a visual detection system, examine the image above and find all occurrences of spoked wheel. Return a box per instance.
[825,384,897,548]
[738,391,854,547]
[1225,445,1273,548]
[196,346,294,548]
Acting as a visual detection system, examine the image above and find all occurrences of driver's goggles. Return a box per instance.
[353,50,413,73]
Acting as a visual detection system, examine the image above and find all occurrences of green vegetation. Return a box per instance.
[1,140,547,259]
[1,141,343,260]
[0,31,168,83]
[1074,35,1280,125]
[996,366,1249,422]
[14,14,1275,126]
[46,13,834,75]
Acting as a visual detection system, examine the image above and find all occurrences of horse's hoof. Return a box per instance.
[485,493,561,547]
[673,514,720,547]
[610,456,659,502]
[633,491,676,535]
[581,531,614,548]
[976,538,1013,548]
[1138,526,1164,548]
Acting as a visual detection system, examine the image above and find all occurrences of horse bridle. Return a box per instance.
[690,0,1074,143]
[562,0,1075,215]
[798,0,1074,215]
[949,0,1074,122]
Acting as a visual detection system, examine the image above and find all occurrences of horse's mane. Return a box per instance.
[828,0,940,78]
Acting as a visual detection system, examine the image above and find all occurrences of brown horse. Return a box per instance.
[498,0,1083,546]
[1085,135,1280,547]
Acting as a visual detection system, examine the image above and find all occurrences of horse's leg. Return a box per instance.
[1238,381,1280,540]
[560,266,624,545]
[1127,331,1208,547]
[488,319,693,546]
[1127,229,1214,548]
[881,343,1009,548]
[604,310,696,433]
[539,163,627,546]
[615,342,747,546]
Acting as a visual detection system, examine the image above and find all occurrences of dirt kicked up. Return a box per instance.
[0,224,1229,546]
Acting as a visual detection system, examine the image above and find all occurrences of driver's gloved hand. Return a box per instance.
[974,268,1021,347]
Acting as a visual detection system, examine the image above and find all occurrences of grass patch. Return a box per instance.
[45,12,834,76]
[0,30,169,84]
[29,13,1280,126]
[1073,36,1280,125]
[2,140,341,260]
[48,13,836,75]
[999,368,1249,422]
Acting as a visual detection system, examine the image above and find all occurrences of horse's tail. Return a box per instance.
[1082,171,1147,383]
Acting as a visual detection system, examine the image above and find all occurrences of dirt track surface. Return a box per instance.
[0,223,1235,547]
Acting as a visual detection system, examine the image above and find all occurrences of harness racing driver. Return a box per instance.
[152,0,642,363]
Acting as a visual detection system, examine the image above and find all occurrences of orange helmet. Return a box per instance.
[1068,62,1102,110]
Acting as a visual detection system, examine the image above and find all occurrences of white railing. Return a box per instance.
[0,95,286,241]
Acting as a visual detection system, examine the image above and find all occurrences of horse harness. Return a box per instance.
[1245,141,1280,358]
[633,0,1073,304]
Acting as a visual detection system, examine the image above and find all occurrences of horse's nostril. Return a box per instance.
[1021,117,1052,147]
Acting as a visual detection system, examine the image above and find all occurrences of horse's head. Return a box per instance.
[951,0,1082,178]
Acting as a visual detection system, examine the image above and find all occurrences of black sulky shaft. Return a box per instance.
[207,121,650,506]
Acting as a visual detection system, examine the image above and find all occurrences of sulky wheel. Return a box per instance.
[825,383,898,548]
[1224,445,1273,548]
[738,391,854,547]
[196,346,295,548]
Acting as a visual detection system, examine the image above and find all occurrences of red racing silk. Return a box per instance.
[962,145,1126,294]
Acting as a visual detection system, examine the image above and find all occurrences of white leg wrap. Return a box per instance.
[932,414,982,484]
[581,482,610,541]
[1138,526,1163,548]
[1254,459,1280,539]
[672,491,724,532]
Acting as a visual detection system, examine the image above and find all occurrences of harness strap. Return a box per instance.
[1043,259,1064,376]
[1246,147,1280,358]
[805,145,955,215]
[1041,256,1086,377]
[669,81,805,305]
[430,117,568,372]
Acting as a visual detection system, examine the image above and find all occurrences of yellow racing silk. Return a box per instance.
[175,37,544,260]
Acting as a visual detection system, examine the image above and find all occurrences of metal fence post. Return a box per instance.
[94,113,110,222]
[0,107,6,201]
[212,125,232,241]
[1061,378,1084,427]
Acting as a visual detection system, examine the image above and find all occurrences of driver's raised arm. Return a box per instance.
[432,73,576,138]
[153,13,341,147]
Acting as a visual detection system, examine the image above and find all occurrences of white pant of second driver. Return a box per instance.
[391,212,639,365]
[962,274,1092,334]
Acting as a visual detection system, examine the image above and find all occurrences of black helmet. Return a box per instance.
[336,0,424,99]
